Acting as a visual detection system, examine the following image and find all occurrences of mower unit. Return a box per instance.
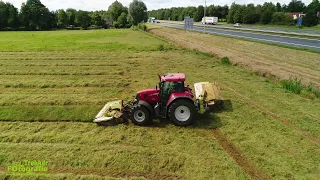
[93,73,222,127]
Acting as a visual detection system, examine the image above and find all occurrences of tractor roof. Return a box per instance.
[161,73,186,82]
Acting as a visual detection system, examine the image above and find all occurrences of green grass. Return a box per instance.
[0,29,319,179]
[0,29,169,51]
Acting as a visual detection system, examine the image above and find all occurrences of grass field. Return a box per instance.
[0,29,319,179]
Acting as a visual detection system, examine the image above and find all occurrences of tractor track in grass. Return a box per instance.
[0,122,268,180]
[220,83,320,144]
[200,129,270,180]
[0,166,181,179]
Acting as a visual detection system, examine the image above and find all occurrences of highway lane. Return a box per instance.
[156,23,320,51]
[159,20,320,36]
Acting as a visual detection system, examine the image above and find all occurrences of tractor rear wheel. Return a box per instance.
[131,105,152,126]
[168,99,196,126]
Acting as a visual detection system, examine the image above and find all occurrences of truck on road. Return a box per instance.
[201,17,218,25]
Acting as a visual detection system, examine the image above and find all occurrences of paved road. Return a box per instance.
[217,24,320,36]
[157,23,320,51]
[159,20,320,37]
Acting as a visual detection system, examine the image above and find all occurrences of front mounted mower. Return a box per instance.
[93,73,222,127]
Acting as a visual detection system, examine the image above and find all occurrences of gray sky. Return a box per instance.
[8,0,313,11]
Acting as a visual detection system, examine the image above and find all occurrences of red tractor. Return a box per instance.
[94,73,222,127]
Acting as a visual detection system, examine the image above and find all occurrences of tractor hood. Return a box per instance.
[137,89,159,95]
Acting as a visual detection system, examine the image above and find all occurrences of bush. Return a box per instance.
[113,22,120,29]
[261,11,273,24]
[137,23,148,32]
[303,12,319,27]
[221,57,231,65]
[281,78,303,94]
[131,23,148,31]
[157,44,165,51]
[271,12,294,25]
[280,78,319,99]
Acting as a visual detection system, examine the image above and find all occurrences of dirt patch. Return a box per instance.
[149,26,320,88]
[220,83,320,144]
[201,129,270,180]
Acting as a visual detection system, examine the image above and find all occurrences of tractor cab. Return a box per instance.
[158,73,187,102]
[155,73,194,119]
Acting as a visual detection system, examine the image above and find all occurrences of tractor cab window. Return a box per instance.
[160,81,185,100]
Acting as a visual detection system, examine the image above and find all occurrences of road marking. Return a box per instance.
[207,30,320,49]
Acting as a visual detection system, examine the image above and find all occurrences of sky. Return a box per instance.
[7,0,313,11]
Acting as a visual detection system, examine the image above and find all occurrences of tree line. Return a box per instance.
[0,0,148,30]
[148,5,229,22]
[228,0,319,26]
[148,0,320,27]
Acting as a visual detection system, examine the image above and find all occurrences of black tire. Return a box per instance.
[168,99,196,127]
[131,105,152,126]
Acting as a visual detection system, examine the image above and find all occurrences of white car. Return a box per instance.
[234,23,241,28]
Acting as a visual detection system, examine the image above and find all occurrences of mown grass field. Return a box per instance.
[0,29,319,179]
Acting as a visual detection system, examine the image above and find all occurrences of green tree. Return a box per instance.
[228,3,242,23]
[303,0,320,26]
[39,6,52,30]
[7,3,19,29]
[57,9,68,28]
[243,4,259,24]
[91,11,106,27]
[128,0,147,25]
[66,8,77,26]
[164,9,172,20]
[233,8,243,23]
[276,2,282,12]
[261,11,273,24]
[193,5,204,22]
[287,0,306,12]
[117,12,128,28]
[108,1,127,22]
[262,2,276,13]
[76,10,91,29]
[19,0,52,30]
[0,2,9,29]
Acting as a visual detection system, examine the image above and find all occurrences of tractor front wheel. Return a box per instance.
[168,99,196,126]
[131,105,152,126]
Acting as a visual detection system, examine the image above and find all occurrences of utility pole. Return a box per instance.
[203,0,206,33]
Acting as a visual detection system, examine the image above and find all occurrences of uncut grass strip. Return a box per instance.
[220,82,320,144]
